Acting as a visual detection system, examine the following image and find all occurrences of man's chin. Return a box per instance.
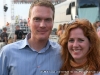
[38,37,48,41]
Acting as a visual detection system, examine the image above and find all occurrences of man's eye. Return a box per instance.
[34,18,41,21]
[45,18,52,22]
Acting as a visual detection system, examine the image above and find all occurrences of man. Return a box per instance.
[97,27,100,38]
[0,27,8,49]
[0,0,62,75]
[96,21,100,27]
[13,25,24,42]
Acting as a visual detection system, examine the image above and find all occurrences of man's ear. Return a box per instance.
[27,18,30,27]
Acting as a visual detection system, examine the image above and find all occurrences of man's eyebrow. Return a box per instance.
[45,18,52,19]
[33,17,52,19]
[33,17,41,19]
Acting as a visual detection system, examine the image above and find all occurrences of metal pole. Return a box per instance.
[99,0,100,21]
[3,0,6,26]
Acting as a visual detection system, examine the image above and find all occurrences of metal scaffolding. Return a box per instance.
[11,0,14,24]
[3,0,6,26]
[13,0,66,4]
[10,0,66,24]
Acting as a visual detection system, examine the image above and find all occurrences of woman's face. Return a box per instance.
[97,30,100,38]
[68,28,90,63]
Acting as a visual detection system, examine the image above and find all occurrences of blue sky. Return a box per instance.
[0,0,31,28]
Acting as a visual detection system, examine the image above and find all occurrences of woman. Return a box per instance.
[59,19,100,75]
[57,24,63,37]
[93,21,100,30]
[97,27,100,38]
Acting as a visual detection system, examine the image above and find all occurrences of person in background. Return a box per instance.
[62,23,68,33]
[0,27,8,49]
[93,21,100,30]
[59,19,100,75]
[7,37,13,44]
[57,24,63,37]
[96,21,100,27]
[56,24,63,37]
[13,25,24,42]
[97,27,100,38]
[0,0,62,75]
[56,24,63,42]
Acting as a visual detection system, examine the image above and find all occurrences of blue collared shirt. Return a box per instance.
[0,33,62,75]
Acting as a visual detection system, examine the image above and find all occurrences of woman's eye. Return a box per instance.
[78,39,84,42]
[68,39,74,42]
[68,39,84,43]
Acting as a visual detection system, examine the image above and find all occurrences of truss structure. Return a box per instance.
[13,0,66,4]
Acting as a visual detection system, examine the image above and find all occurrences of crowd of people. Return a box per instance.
[0,25,25,49]
[0,0,100,75]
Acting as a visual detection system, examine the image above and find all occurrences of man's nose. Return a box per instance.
[40,20,46,27]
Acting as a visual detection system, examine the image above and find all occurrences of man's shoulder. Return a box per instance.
[49,40,60,46]
[94,73,100,75]
[18,30,23,34]
[49,41,62,57]
[49,40,61,50]
[0,32,7,35]
[1,40,23,53]
[0,41,25,59]
[0,32,7,39]
[15,29,21,32]
[15,30,23,36]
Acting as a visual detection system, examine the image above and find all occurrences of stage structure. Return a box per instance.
[5,0,66,39]
[13,0,66,4]
[10,0,66,27]
[3,0,8,26]
[11,0,66,26]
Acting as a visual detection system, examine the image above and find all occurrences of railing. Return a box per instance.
[49,35,59,42]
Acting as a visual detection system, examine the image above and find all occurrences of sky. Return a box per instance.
[0,0,31,29]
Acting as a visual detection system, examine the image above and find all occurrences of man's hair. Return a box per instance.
[16,25,20,28]
[16,25,20,29]
[3,27,7,31]
[28,0,55,19]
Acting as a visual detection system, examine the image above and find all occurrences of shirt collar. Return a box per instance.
[18,33,58,51]
[18,33,29,49]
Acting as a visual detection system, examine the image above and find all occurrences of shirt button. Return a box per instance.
[37,66,40,68]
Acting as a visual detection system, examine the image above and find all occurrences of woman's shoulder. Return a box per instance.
[57,30,63,36]
[94,72,100,75]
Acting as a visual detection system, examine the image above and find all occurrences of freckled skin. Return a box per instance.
[68,28,90,63]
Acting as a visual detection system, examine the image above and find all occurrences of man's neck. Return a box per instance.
[3,31,6,32]
[28,38,48,52]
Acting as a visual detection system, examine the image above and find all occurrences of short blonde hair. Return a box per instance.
[3,27,7,31]
[28,0,55,19]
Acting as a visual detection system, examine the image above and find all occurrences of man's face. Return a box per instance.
[28,6,54,41]
[16,26,20,30]
[97,22,100,27]
[97,30,100,38]
[4,28,7,32]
